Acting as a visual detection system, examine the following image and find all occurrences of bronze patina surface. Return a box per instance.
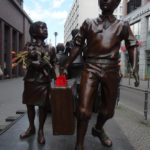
[62,0,139,150]
[20,21,59,145]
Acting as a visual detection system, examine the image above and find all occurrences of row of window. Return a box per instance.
[0,21,23,79]
[64,1,79,29]
[64,2,79,43]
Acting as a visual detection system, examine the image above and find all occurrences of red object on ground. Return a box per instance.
[56,75,67,86]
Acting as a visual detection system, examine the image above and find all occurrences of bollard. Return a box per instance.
[128,72,131,86]
[144,90,148,123]
[116,85,120,106]
[148,77,150,89]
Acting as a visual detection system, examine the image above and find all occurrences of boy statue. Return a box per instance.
[20,21,59,144]
[62,0,139,150]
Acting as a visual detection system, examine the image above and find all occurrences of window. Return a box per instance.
[127,0,141,14]
[4,25,9,77]
[125,53,132,74]
[147,17,150,75]
[147,16,150,49]
[130,21,141,41]
[120,6,123,13]
[146,51,150,75]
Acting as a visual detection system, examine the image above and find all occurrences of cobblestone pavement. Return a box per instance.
[114,105,150,150]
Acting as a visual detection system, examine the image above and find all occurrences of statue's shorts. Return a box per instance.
[78,61,122,120]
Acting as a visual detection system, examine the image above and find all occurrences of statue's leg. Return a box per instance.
[75,70,99,150]
[92,71,120,147]
[20,105,35,139]
[38,106,47,144]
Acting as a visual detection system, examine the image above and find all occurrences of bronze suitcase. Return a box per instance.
[51,79,75,135]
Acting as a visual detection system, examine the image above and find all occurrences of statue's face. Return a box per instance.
[37,23,48,39]
[98,0,119,12]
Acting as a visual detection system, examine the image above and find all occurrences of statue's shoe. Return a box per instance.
[75,144,84,150]
[92,127,112,147]
[20,127,35,139]
[38,130,45,144]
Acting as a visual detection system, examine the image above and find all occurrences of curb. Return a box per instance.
[120,84,150,92]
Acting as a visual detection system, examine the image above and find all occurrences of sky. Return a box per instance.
[24,0,74,46]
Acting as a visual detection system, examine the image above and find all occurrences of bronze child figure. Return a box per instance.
[62,0,139,150]
[20,21,59,144]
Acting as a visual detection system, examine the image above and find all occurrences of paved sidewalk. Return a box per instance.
[0,113,135,150]
[0,77,26,128]
[119,78,150,150]
[115,105,150,150]
[0,77,150,150]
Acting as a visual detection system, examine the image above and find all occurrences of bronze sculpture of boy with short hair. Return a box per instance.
[62,0,139,150]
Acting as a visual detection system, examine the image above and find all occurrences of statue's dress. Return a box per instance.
[23,42,59,106]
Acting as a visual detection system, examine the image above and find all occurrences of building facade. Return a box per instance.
[0,0,32,80]
[121,0,150,80]
[64,0,124,44]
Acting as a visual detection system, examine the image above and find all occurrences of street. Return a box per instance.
[120,86,150,119]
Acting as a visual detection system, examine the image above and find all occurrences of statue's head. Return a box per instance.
[29,21,48,40]
[56,43,65,53]
[71,29,79,39]
[98,0,121,14]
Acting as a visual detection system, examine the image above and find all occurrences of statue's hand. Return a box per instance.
[55,68,60,79]
[132,71,139,87]
[61,68,68,77]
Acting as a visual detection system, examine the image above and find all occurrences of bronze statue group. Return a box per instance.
[19,0,139,150]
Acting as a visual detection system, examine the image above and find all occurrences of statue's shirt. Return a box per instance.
[75,15,138,60]
[24,42,59,83]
